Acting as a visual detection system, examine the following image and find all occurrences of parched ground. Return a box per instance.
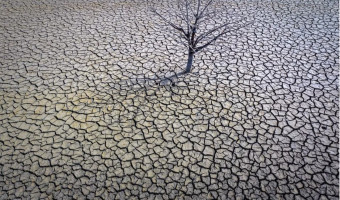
[0,0,338,199]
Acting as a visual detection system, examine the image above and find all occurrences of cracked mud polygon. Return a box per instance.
[0,0,338,199]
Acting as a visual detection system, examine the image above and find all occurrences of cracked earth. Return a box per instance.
[0,0,339,199]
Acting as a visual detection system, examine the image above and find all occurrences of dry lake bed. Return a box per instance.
[0,0,338,199]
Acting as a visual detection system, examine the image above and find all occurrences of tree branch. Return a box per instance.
[196,20,253,52]
[151,8,188,37]
[197,0,214,18]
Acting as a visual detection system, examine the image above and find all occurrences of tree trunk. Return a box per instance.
[184,51,194,73]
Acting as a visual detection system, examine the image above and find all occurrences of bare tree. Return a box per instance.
[148,0,252,79]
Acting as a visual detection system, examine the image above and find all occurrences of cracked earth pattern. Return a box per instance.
[0,0,339,199]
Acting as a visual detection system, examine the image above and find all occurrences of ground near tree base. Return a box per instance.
[0,0,338,199]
